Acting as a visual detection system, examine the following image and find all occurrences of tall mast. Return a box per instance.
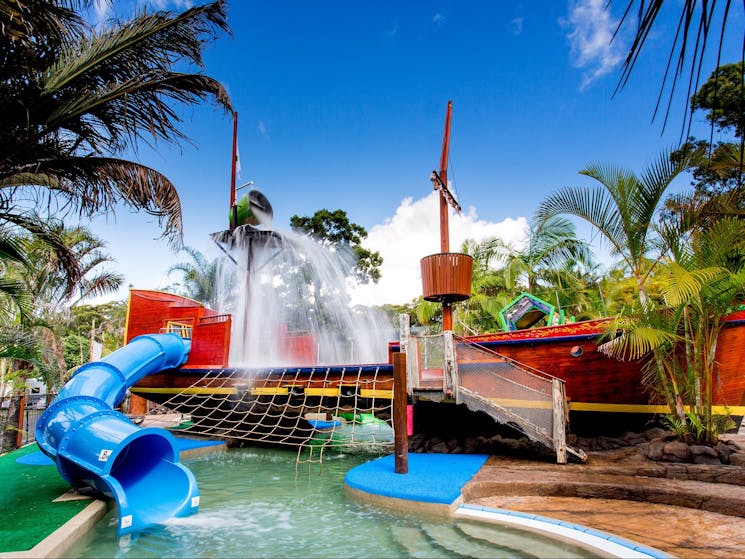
[438,100,452,253]
[230,111,238,208]
[420,101,472,338]
[229,111,238,231]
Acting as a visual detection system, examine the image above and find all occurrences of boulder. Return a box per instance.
[690,444,722,465]
[662,440,692,463]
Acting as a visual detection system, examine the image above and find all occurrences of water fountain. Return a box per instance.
[211,190,395,368]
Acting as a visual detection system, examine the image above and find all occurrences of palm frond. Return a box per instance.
[10,157,183,243]
[45,1,230,93]
[536,185,626,260]
[615,0,738,136]
[660,263,729,307]
[0,212,83,293]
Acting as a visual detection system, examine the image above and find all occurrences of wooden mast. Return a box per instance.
[436,101,455,330]
[438,100,452,254]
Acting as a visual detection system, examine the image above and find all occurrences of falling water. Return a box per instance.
[213,225,395,367]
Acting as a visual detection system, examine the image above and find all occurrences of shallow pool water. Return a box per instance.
[63,447,596,558]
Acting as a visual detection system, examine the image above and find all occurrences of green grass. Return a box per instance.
[0,444,91,553]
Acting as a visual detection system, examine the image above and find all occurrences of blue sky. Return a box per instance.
[83,1,744,307]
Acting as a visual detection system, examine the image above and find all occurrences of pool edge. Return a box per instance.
[344,453,671,559]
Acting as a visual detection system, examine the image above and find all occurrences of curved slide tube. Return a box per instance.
[35,333,199,535]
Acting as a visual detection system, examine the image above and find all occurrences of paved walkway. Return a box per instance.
[467,495,745,559]
[462,449,745,559]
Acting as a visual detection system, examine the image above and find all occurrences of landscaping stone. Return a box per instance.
[662,440,692,462]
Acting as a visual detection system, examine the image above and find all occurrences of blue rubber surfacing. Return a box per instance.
[345,453,489,504]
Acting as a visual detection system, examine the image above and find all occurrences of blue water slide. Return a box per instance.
[35,333,199,535]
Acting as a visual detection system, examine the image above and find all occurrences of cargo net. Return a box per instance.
[454,337,562,447]
[154,365,395,460]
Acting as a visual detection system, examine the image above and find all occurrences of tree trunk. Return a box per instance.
[1,395,21,452]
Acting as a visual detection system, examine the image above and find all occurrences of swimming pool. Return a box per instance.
[61,447,600,558]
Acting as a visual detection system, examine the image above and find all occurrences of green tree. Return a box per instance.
[691,61,745,138]
[4,225,123,391]
[21,224,123,311]
[166,246,217,307]
[535,149,691,305]
[290,209,382,285]
[0,0,232,253]
[454,217,595,333]
[603,217,745,444]
[66,300,127,358]
[666,61,744,267]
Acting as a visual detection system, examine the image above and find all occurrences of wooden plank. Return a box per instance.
[393,352,408,474]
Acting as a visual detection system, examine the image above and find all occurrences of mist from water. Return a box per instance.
[213,226,396,367]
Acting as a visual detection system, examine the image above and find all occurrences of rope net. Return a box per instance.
[454,337,559,443]
[152,365,395,458]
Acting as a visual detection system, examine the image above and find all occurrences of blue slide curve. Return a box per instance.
[35,333,199,535]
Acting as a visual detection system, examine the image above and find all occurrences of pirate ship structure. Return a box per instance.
[124,106,745,461]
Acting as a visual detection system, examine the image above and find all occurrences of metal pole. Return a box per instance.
[393,351,408,474]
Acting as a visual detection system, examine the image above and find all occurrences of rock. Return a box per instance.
[690,445,722,465]
[714,443,733,464]
[730,452,745,467]
[662,441,692,463]
[621,431,646,445]
[430,441,450,453]
[639,440,665,461]
[644,427,672,441]
[463,436,480,453]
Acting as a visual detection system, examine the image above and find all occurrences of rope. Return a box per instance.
[154,365,395,460]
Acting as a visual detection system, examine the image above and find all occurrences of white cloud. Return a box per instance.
[93,0,112,22]
[511,17,524,36]
[349,192,528,306]
[140,0,194,10]
[257,120,268,136]
[562,0,624,90]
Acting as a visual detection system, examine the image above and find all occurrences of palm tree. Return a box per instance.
[602,217,745,444]
[535,149,691,306]
[0,0,232,251]
[456,217,595,332]
[0,230,33,324]
[457,237,510,333]
[22,223,123,311]
[167,246,217,307]
[1,224,123,392]
[497,216,594,294]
